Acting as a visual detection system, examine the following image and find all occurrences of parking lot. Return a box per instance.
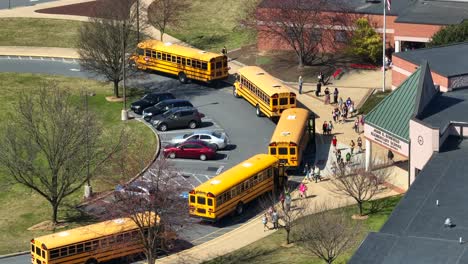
[126,79,278,243]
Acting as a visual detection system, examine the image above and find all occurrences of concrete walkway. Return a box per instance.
[0,1,409,263]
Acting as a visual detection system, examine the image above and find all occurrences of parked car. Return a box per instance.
[115,180,155,201]
[142,99,193,121]
[130,92,175,114]
[151,107,204,131]
[163,140,216,161]
[171,131,228,150]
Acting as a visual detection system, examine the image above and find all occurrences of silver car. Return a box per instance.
[171,131,228,150]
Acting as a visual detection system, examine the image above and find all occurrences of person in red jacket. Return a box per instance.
[332,135,337,150]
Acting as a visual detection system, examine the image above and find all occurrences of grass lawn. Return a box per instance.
[358,90,391,115]
[166,0,255,52]
[0,73,156,254]
[204,195,402,264]
[0,18,82,48]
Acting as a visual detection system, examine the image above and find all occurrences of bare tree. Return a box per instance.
[147,0,191,41]
[0,83,119,224]
[260,192,305,244]
[327,159,391,216]
[294,202,364,264]
[106,158,189,263]
[78,0,142,98]
[255,0,356,67]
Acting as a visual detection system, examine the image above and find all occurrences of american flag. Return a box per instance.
[387,0,391,11]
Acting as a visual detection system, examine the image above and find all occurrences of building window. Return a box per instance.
[309,29,322,42]
[335,31,348,43]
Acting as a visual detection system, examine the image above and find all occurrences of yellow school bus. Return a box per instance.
[189,154,285,221]
[269,108,313,169]
[131,39,229,83]
[233,66,296,118]
[30,213,158,264]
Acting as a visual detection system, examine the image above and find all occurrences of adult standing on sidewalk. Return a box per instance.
[298,75,303,94]
[332,135,337,150]
[357,136,363,153]
[272,210,279,229]
[324,87,330,104]
[333,87,339,104]
[284,191,292,213]
[316,82,322,96]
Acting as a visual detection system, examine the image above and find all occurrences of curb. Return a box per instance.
[0,251,28,259]
[0,54,79,61]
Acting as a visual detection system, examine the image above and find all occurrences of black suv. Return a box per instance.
[130,92,175,114]
[151,107,204,131]
[142,99,194,121]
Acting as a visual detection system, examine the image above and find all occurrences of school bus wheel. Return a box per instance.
[233,87,240,98]
[235,202,244,215]
[178,72,188,84]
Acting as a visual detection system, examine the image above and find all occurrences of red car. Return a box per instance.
[163,140,216,161]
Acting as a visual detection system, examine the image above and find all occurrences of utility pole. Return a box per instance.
[83,89,92,198]
[136,0,140,43]
[121,22,128,121]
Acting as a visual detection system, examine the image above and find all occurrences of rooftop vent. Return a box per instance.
[281,131,291,136]
[198,51,207,54]
[164,42,173,46]
[272,85,281,88]
[256,72,265,75]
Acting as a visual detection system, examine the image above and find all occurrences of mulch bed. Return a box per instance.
[35,0,135,19]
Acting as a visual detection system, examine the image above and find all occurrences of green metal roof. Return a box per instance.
[365,68,423,142]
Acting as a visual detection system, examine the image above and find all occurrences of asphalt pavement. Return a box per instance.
[0,58,278,258]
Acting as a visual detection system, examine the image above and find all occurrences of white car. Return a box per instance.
[116,180,155,201]
[171,131,228,150]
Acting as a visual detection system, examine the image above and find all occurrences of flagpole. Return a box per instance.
[382,0,386,92]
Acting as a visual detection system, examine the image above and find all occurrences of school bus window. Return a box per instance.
[207,198,213,206]
[197,61,202,68]
[36,247,41,256]
[157,52,162,59]
[202,62,207,70]
[270,147,276,155]
[280,98,288,105]
[197,196,206,205]
[137,48,144,56]
[190,195,195,203]
[272,98,278,105]
[290,97,295,104]
[151,51,156,58]
[77,244,84,253]
[31,244,34,252]
[60,247,67,256]
[216,61,222,68]
[162,53,166,60]
[290,148,296,155]
[182,58,186,65]
[171,56,176,63]
[186,59,191,66]
[116,234,124,243]
[279,148,288,155]
[177,56,181,64]
[51,249,59,259]
[223,60,228,67]
[145,50,150,57]
[68,245,76,255]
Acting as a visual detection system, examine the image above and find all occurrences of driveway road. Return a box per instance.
[0,0,57,9]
